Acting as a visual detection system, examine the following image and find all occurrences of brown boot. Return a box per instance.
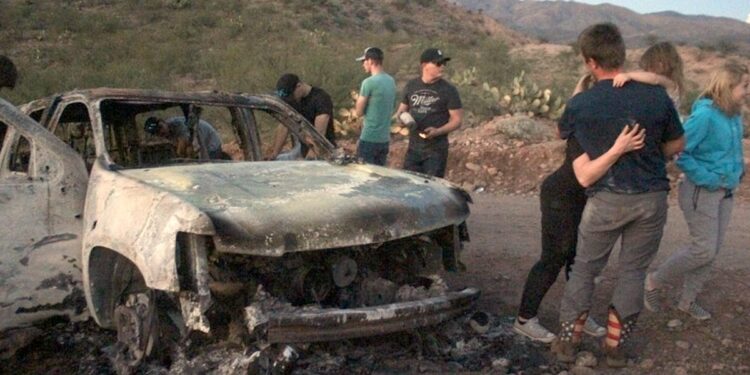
[551,337,578,363]
[603,345,627,368]
[552,312,587,363]
[603,306,637,368]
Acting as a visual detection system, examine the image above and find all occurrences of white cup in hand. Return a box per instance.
[398,112,416,129]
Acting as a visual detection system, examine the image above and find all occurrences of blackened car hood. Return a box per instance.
[122,161,470,255]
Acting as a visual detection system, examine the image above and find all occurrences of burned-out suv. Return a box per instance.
[0,89,477,364]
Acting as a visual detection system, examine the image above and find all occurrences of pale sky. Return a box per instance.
[569,0,750,22]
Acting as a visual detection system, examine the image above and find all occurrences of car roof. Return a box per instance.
[22,88,288,112]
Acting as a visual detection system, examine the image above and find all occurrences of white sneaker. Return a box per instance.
[513,317,556,343]
[583,317,606,337]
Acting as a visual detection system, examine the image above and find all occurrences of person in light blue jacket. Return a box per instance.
[644,61,748,320]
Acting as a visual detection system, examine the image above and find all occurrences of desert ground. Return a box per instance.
[450,193,750,374]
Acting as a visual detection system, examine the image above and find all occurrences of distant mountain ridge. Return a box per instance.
[451,0,750,51]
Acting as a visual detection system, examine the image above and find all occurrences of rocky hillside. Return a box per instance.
[0,0,526,106]
[452,0,750,52]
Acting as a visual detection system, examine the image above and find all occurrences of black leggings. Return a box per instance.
[517,193,586,320]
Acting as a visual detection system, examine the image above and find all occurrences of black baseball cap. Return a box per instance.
[355,47,384,62]
[420,48,451,64]
[275,73,300,98]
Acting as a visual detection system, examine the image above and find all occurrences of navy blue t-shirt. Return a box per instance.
[559,80,683,194]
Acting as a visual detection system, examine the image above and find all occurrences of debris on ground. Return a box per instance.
[5,310,576,374]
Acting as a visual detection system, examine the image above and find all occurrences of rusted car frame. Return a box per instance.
[0,88,477,365]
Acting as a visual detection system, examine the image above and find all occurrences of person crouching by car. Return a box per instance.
[144,115,225,160]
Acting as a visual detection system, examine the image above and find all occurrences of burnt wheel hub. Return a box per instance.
[113,293,156,366]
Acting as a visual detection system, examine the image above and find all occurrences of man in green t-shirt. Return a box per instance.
[355,47,397,166]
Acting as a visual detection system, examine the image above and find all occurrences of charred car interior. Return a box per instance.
[0,89,477,368]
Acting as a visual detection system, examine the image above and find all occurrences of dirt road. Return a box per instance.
[449,193,750,374]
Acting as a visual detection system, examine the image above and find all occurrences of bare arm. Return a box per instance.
[572,124,646,187]
[572,74,594,96]
[175,137,192,158]
[395,102,409,118]
[268,126,289,160]
[661,135,685,159]
[613,71,676,91]
[355,95,368,118]
[304,113,332,158]
[422,108,463,138]
[313,114,330,136]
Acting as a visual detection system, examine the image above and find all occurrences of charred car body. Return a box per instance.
[0,89,477,363]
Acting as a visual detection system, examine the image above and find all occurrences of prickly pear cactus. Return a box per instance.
[493,71,565,119]
[452,67,478,87]
[453,68,566,120]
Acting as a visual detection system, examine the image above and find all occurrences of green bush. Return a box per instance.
[166,0,192,9]
[472,39,520,86]
[383,17,398,32]
[392,0,409,11]
[716,39,739,56]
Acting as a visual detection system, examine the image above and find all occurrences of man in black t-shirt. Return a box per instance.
[552,23,684,367]
[269,73,337,159]
[395,48,463,178]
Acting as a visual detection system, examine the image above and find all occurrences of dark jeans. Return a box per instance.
[208,149,231,160]
[357,140,389,166]
[403,146,448,178]
[517,192,586,320]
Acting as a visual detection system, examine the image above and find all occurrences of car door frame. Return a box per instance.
[0,97,89,330]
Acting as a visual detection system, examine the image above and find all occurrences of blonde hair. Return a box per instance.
[701,61,749,116]
[639,42,685,96]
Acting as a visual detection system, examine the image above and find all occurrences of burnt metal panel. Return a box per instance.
[265,288,480,343]
[121,161,470,256]
[0,97,88,330]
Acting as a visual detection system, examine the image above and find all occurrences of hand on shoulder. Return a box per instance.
[612,73,631,88]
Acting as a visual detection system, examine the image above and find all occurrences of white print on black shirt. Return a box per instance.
[410,90,440,114]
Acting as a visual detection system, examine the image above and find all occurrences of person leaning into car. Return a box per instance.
[395,48,463,178]
[269,73,337,160]
[144,115,224,160]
